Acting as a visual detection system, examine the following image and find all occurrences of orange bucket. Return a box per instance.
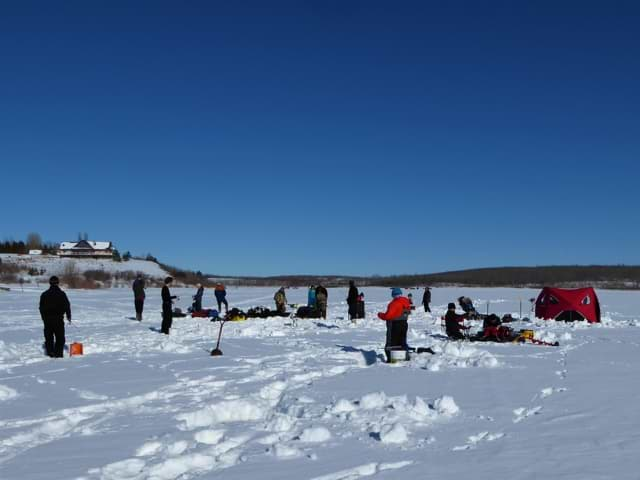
[70,342,84,356]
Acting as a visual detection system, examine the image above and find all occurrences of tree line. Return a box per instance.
[0,233,57,254]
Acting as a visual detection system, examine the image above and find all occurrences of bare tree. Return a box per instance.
[26,232,42,250]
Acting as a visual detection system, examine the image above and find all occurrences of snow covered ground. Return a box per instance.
[1,286,639,479]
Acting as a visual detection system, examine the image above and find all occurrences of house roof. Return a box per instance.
[59,241,112,250]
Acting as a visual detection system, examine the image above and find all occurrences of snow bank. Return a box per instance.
[299,426,331,443]
[433,395,460,416]
[177,399,267,429]
[380,423,408,444]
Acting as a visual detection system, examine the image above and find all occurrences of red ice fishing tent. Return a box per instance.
[535,287,601,323]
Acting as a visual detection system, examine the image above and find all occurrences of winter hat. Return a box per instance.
[165,276,173,284]
[49,276,59,286]
[391,287,402,298]
[447,302,456,310]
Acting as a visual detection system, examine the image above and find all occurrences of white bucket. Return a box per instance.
[389,349,408,363]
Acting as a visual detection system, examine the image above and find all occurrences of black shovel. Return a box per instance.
[210,319,227,356]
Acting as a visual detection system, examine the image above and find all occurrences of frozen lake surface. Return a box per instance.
[1,286,639,479]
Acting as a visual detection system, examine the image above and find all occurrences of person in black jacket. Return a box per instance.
[347,280,358,322]
[161,276,177,334]
[422,287,431,313]
[315,284,328,319]
[132,274,146,321]
[39,276,71,357]
[192,283,204,312]
[445,302,469,340]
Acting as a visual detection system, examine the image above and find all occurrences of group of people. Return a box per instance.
[133,275,231,335]
[37,274,445,361]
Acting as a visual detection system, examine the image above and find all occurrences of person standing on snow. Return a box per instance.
[445,302,470,340]
[422,287,431,313]
[378,287,412,362]
[39,276,71,357]
[347,280,359,321]
[356,292,366,319]
[192,283,204,312]
[274,287,287,314]
[214,283,228,314]
[160,276,177,334]
[307,285,316,308]
[132,274,146,321]
[315,284,328,319]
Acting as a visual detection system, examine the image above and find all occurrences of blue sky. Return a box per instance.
[1,1,638,276]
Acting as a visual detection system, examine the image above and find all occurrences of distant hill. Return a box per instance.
[210,266,640,290]
[3,253,639,290]
[367,266,640,289]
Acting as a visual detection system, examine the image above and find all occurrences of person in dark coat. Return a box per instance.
[458,296,477,316]
[192,283,204,312]
[445,302,469,340]
[214,283,228,314]
[315,284,328,319]
[132,274,146,321]
[422,287,431,313]
[356,292,366,319]
[161,276,177,334]
[347,280,358,322]
[39,276,71,357]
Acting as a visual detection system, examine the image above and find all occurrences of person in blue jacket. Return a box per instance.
[307,285,316,308]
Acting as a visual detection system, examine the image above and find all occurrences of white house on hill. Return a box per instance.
[58,240,114,258]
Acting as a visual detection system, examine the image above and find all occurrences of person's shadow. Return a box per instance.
[336,345,382,365]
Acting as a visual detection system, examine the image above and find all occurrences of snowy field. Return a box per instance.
[1,286,640,480]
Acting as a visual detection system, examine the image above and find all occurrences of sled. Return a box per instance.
[191,309,219,319]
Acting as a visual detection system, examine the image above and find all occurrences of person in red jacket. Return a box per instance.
[378,287,412,362]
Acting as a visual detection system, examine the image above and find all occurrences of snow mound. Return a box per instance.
[135,441,163,457]
[299,426,332,443]
[177,399,267,429]
[380,423,408,444]
[273,444,303,458]
[433,395,460,416]
[99,459,146,480]
[194,430,224,445]
[328,392,460,446]
[360,391,387,409]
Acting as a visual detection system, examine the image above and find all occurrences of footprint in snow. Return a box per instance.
[513,406,542,423]
[452,431,505,451]
[308,460,413,480]
[540,387,567,398]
